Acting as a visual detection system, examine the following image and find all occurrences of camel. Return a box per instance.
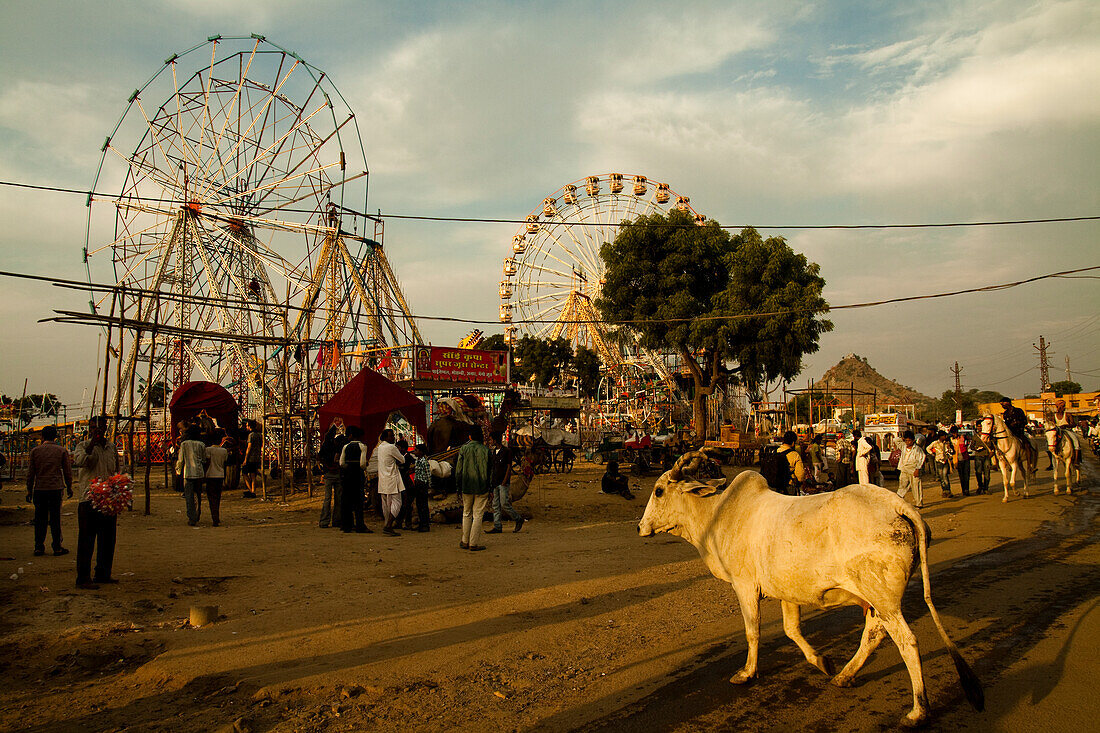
[978,414,1032,502]
[1044,423,1081,495]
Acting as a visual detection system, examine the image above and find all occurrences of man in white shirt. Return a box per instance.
[374,429,409,537]
[204,436,229,527]
[896,430,926,509]
[175,426,208,526]
[853,430,874,485]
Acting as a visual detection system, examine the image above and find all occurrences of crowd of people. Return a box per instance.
[771,396,1095,509]
[15,394,1096,588]
[16,408,535,589]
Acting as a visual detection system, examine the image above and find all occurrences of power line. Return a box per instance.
[3,263,1098,328]
[2,178,1099,230]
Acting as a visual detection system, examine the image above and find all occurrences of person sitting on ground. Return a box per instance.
[601,459,634,500]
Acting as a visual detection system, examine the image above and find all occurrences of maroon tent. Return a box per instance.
[168,381,240,440]
[317,367,427,443]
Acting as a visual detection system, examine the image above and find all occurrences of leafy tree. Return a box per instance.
[787,391,840,424]
[480,333,508,352]
[921,388,1006,423]
[0,393,62,426]
[512,336,573,388]
[573,346,602,398]
[1049,380,1082,396]
[596,211,831,439]
[138,379,169,409]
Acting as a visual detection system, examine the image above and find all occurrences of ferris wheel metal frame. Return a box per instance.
[500,173,702,393]
[83,35,421,421]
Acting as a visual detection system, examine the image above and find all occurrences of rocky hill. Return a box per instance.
[816,353,931,406]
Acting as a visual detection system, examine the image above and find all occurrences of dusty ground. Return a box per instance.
[0,457,1097,732]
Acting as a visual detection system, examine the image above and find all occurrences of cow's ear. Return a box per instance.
[706,476,731,492]
[689,482,720,497]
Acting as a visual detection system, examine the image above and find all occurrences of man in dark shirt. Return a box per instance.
[601,460,635,500]
[999,398,1028,442]
[26,425,73,556]
[486,431,523,534]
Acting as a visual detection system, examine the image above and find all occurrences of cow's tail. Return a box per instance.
[907,505,985,712]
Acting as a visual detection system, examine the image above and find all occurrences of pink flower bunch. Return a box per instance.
[90,473,133,516]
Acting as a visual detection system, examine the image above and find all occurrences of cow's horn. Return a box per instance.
[669,451,694,481]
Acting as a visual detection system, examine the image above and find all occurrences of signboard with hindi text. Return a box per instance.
[413,346,509,385]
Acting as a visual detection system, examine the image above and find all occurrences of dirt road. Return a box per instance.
[0,459,1096,732]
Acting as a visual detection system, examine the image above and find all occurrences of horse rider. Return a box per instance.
[999,397,1037,467]
[1052,399,1082,464]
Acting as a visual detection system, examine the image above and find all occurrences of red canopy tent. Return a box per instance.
[317,367,427,442]
[168,381,240,440]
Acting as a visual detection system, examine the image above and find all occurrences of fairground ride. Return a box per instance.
[500,173,701,425]
[81,35,421,431]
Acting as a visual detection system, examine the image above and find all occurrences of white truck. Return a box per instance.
[862,407,924,475]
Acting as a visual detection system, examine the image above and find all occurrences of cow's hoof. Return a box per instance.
[900,709,928,728]
[1001,496,1008,503]
[1053,488,1060,495]
[729,670,756,685]
[831,674,854,688]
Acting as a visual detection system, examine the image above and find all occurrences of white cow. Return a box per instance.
[639,452,983,727]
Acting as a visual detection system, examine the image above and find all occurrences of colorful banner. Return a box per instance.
[413,346,509,384]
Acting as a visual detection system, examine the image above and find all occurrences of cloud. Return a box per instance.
[0,80,111,173]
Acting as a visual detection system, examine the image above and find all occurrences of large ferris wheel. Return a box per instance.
[84,35,420,418]
[500,173,702,379]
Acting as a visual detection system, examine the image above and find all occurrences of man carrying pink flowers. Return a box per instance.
[72,416,119,590]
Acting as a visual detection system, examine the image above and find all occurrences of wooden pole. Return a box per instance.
[144,312,157,515]
[128,293,141,476]
[100,292,117,419]
[303,334,314,498]
[111,287,125,444]
[261,341,268,500]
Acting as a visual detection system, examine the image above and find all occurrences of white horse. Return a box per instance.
[978,414,1031,502]
[1044,423,1081,495]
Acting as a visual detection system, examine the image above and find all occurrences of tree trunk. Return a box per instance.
[692,390,709,442]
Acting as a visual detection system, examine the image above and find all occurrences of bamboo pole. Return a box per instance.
[112,288,125,443]
[303,334,314,498]
[144,311,158,515]
[100,292,117,419]
[128,293,141,476]
[261,341,268,500]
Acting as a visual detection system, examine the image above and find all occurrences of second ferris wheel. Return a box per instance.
[500,173,702,373]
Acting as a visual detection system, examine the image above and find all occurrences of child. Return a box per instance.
[412,444,433,532]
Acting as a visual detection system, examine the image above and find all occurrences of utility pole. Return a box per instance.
[1065,355,1072,382]
[951,361,963,401]
[1033,336,1053,392]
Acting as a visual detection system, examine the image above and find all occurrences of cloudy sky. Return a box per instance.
[1,0,1098,409]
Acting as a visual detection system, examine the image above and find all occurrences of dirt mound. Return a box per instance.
[818,353,931,406]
